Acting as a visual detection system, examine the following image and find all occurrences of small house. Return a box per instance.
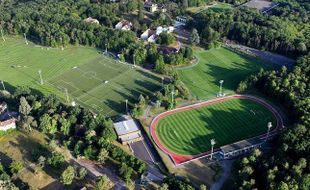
[115,20,133,31]
[144,0,158,13]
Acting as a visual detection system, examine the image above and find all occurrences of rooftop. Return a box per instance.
[220,137,262,153]
[114,119,140,136]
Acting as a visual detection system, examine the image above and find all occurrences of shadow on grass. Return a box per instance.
[165,99,274,155]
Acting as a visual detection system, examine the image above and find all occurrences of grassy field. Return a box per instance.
[178,48,271,100]
[155,98,276,155]
[0,36,161,116]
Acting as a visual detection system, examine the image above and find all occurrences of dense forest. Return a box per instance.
[233,53,310,189]
[188,0,310,57]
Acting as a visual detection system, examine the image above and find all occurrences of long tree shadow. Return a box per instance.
[171,100,274,155]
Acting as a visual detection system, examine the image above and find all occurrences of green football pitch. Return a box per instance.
[178,48,273,100]
[0,36,161,116]
[155,98,277,155]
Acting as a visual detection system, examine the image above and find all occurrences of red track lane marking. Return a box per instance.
[150,95,283,165]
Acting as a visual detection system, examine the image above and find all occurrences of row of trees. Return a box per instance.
[187,2,310,57]
[233,53,310,189]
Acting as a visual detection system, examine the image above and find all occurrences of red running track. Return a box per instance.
[150,94,283,165]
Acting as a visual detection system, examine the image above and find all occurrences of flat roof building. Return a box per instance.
[114,119,142,145]
[220,137,263,159]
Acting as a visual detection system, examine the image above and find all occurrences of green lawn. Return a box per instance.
[0,36,161,116]
[178,48,271,99]
[156,98,277,155]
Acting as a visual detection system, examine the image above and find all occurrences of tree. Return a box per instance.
[47,152,65,169]
[190,29,200,45]
[19,96,32,117]
[59,117,71,136]
[138,0,144,21]
[126,179,135,190]
[61,166,75,185]
[199,184,207,190]
[97,148,109,164]
[160,183,169,190]
[138,94,146,107]
[119,163,133,181]
[9,161,23,174]
[155,56,166,74]
[77,167,87,180]
[182,0,189,8]
[95,175,114,190]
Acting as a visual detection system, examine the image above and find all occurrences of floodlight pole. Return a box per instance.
[133,53,136,67]
[210,139,216,160]
[161,77,164,87]
[24,33,28,45]
[171,91,175,107]
[265,122,272,142]
[60,37,64,50]
[125,99,128,114]
[1,81,5,90]
[105,42,108,54]
[38,70,43,85]
[0,28,5,42]
[65,88,69,103]
[219,80,224,96]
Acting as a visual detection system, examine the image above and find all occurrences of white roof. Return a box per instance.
[114,119,140,136]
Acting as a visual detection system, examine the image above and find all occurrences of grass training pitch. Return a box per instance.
[178,48,272,99]
[151,95,280,164]
[0,36,161,116]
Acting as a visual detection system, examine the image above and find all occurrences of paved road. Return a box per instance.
[211,159,234,190]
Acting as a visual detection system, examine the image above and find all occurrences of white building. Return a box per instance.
[0,118,16,131]
[156,26,174,35]
[115,20,133,31]
[144,0,158,13]
[83,17,100,25]
[140,29,157,43]
[114,119,142,145]
[219,137,263,159]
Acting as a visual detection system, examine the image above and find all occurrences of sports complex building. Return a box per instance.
[114,119,142,145]
[219,137,263,159]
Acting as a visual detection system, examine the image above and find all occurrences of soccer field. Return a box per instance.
[0,36,161,116]
[178,48,272,99]
[152,96,277,156]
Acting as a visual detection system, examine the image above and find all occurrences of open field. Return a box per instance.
[178,48,272,99]
[0,36,161,116]
[151,95,281,164]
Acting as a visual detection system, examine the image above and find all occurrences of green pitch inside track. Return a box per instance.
[156,98,277,155]
[178,48,273,100]
[0,36,161,116]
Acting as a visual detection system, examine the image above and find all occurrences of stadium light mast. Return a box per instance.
[0,28,5,42]
[105,42,109,54]
[171,90,175,108]
[210,139,216,160]
[161,77,164,87]
[64,88,69,103]
[265,122,272,142]
[24,33,28,45]
[125,99,128,114]
[219,80,224,97]
[1,81,5,90]
[60,37,64,51]
[38,70,44,85]
[133,53,136,67]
